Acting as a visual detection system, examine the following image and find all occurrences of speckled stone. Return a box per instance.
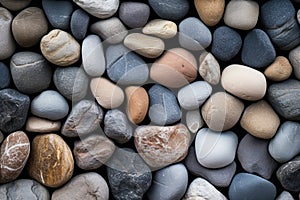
[119,2,150,28]
[0,7,15,60]
[70,9,90,40]
[148,0,189,20]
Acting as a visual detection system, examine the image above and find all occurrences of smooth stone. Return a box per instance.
[277,156,300,192]
[238,134,278,179]
[147,164,188,200]
[211,26,242,62]
[0,89,30,133]
[177,81,212,110]
[241,100,280,139]
[42,0,73,30]
[289,45,300,80]
[105,44,130,67]
[183,177,227,200]
[31,90,69,121]
[229,173,277,200]
[148,0,189,20]
[142,19,177,39]
[62,100,103,137]
[268,79,300,120]
[107,148,152,200]
[104,109,133,143]
[201,92,244,131]
[12,7,48,48]
[0,0,31,11]
[82,34,105,77]
[269,121,300,163]
[73,0,119,19]
[26,116,61,133]
[195,128,238,169]
[179,17,212,50]
[134,124,190,169]
[276,191,295,200]
[185,146,236,187]
[242,29,276,68]
[0,131,30,183]
[73,134,115,170]
[90,17,128,44]
[185,109,204,134]
[28,134,74,188]
[124,33,164,58]
[40,29,80,66]
[52,172,109,200]
[199,52,221,85]
[0,8,15,60]
[150,48,197,88]
[70,9,89,40]
[194,0,225,26]
[221,64,267,101]
[10,51,52,94]
[53,67,89,101]
[264,56,293,81]
[119,2,150,28]
[0,62,10,89]
[148,84,181,125]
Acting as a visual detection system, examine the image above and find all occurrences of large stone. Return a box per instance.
[0,8,15,60]
[194,0,225,26]
[277,156,300,192]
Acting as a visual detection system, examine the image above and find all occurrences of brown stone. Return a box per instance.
[28,133,74,188]
[0,0,32,11]
[194,0,225,26]
[25,116,61,133]
[264,56,292,81]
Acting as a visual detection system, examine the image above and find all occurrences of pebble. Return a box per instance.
[10,51,52,94]
[104,109,133,143]
[211,26,242,61]
[73,0,119,19]
[73,134,115,170]
[0,89,30,133]
[125,86,149,124]
[0,8,15,60]
[53,67,89,101]
[185,146,236,187]
[0,179,50,200]
[229,173,277,200]
[40,29,80,66]
[276,191,295,200]
[70,9,89,40]
[105,44,129,67]
[0,0,31,11]
[268,79,300,120]
[12,7,48,48]
[238,134,278,179]
[179,17,212,50]
[0,62,10,89]
[124,33,164,58]
[0,131,30,183]
[26,116,61,133]
[119,2,150,28]
[289,45,300,80]
[31,90,69,121]
[42,0,73,30]
[199,52,221,85]
[240,100,280,139]
[28,134,74,188]
[195,128,238,169]
[107,148,152,200]
[148,84,181,125]
[52,172,109,200]
[134,124,190,169]
[185,109,204,134]
[62,100,103,137]
[142,19,177,39]
[90,17,128,44]
[147,164,188,200]
[194,0,225,26]
[221,64,267,101]
[150,48,197,88]
[224,0,259,30]
[201,92,244,131]
[241,29,276,68]
[264,56,293,81]
[183,177,227,200]
[177,81,212,110]
[269,121,300,163]
[148,0,189,20]
[90,77,124,109]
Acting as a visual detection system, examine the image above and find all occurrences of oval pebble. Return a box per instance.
[142,19,177,39]
[0,0,31,11]
[70,9,89,40]
[264,56,293,81]
[194,0,225,26]
[199,52,221,85]
[148,0,189,20]
[0,7,15,60]
[119,2,150,28]
[185,109,204,134]
[25,116,61,133]
[0,62,11,89]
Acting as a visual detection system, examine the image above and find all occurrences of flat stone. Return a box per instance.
[289,45,300,80]
[199,52,221,85]
[277,156,300,192]
[194,0,225,26]
[119,2,150,28]
[0,8,15,60]
[70,9,89,40]
[276,191,295,200]
[0,0,31,11]
[25,116,61,133]
[264,56,293,81]
[0,62,10,89]
[148,0,189,20]
[185,109,204,134]
[142,19,177,39]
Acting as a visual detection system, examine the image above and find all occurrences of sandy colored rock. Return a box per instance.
[150,48,197,88]
[194,0,225,26]
[0,0,31,11]
[25,116,61,133]
[142,19,177,39]
[199,52,221,85]
[264,56,292,81]
[241,100,280,139]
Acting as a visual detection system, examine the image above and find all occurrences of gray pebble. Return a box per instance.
[106,44,130,67]
[148,0,189,20]
[70,9,90,40]
[119,2,150,28]
[0,62,10,89]
[289,45,300,80]
[276,191,295,200]
[277,156,300,192]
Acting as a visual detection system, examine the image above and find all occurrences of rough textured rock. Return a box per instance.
[148,0,189,20]
[0,0,31,11]
[264,56,293,81]
[70,9,90,40]
[0,7,15,60]
[199,52,221,85]
[185,109,204,134]
[194,0,225,26]
[142,19,177,39]
[25,116,61,133]
[119,2,150,28]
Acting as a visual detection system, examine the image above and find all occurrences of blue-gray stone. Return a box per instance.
[277,156,300,192]
[70,9,89,40]
[229,173,277,200]
[148,84,181,125]
[211,26,242,62]
[119,2,150,28]
[242,29,276,68]
[0,62,10,89]
[106,44,130,67]
[148,0,189,20]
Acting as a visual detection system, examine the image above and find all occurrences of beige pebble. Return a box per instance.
[264,56,292,81]
[194,0,225,26]
[199,52,221,85]
[142,19,177,39]
[25,116,61,133]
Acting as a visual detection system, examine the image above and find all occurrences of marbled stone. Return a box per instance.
[70,9,90,40]
[119,2,150,28]
[199,52,221,85]
[194,0,225,26]
[142,19,177,39]
[25,116,61,133]
[277,156,300,192]
[0,62,10,89]
[0,7,15,60]
[148,0,189,20]
[264,56,293,81]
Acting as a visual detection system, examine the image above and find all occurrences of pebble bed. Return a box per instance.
[0,0,300,199]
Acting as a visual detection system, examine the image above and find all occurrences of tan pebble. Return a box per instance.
[194,0,225,26]
[264,56,292,81]
[142,19,177,39]
[25,116,61,133]
[199,52,221,85]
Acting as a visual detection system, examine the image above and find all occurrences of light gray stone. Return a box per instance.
[276,191,295,200]
[199,52,221,85]
[0,7,15,60]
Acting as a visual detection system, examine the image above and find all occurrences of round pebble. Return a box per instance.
[0,0,31,11]
[25,116,61,133]
[148,0,189,20]
[0,7,15,60]
[142,19,177,39]
[199,52,221,85]
[185,109,204,134]
[264,56,293,81]
[70,9,90,40]
[0,62,11,89]
[119,2,150,28]
[194,0,225,26]
[289,45,300,80]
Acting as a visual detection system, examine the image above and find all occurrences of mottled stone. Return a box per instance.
[142,19,177,39]
[119,2,150,28]
[194,0,225,26]
[148,0,189,20]
[199,52,221,85]
[264,56,293,81]
[0,8,15,60]
[185,109,204,134]
[70,9,90,40]
[277,156,300,192]
[0,63,10,89]
[25,116,61,133]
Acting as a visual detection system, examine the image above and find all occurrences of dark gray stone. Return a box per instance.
[0,62,10,89]
[119,2,150,28]
[277,156,300,192]
[70,9,89,40]
[0,89,30,133]
[148,0,189,20]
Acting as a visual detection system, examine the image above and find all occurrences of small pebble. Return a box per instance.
[0,0,31,11]
[148,0,189,20]
[276,191,295,200]
[289,45,300,80]
[0,62,10,89]
[25,116,61,133]
[264,56,293,81]
[185,109,204,134]
[119,2,150,28]
[142,19,177,39]
[70,9,90,40]
[194,0,225,26]
[0,8,15,60]
[199,52,221,85]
